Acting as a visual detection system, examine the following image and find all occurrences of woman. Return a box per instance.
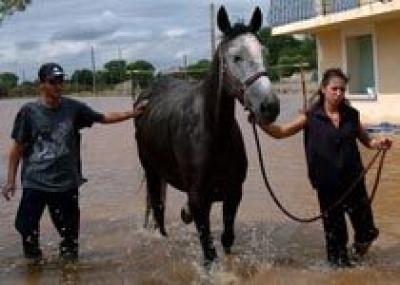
[260,68,392,267]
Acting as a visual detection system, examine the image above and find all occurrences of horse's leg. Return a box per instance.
[144,190,151,228]
[145,167,167,236]
[221,184,243,254]
[188,190,217,263]
[180,201,193,224]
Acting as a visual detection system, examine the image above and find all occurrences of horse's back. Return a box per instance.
[135,76,205,189]
[136,76,200,106]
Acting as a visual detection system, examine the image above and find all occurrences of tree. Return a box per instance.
[94,70,111,90]
[127,60,155,72]
[299,35,317,70]
[8,80,38,97]
[186,59,210,80]
[71,69,93,91]
[258,27,316,81]
[127,60,155,88]
[103,60,127,84]
[0,0,32,25]
[0,72,19,97]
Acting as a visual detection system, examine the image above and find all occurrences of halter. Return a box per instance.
[217,45,269,107]
[213,40,269,130]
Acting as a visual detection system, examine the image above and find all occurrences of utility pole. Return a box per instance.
[118,46,122,60]
[91,46,96,96]
[300,64,308,112]
[210,2,216,58]
[183,54,188,81]
[118,46,123,84]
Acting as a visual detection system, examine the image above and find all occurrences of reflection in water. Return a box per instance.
[0,97,399,284]
[60,264,81,285]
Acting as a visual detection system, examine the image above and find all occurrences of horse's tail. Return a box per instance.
[142,172,168,237]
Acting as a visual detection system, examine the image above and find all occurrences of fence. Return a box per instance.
[130,64,318,112]
[269,0,383,27]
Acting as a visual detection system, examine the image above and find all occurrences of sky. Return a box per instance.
[0,0,271,81]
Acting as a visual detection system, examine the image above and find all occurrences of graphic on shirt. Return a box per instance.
[30,120,73,162]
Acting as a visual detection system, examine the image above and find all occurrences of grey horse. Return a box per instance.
[134,6,280,264]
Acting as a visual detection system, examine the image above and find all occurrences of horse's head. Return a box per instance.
[217,6,280,124]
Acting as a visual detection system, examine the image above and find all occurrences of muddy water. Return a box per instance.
[0,96,399,285]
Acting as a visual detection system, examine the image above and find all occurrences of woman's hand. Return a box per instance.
[374,137,393,150]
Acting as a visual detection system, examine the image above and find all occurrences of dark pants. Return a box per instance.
[15,188,80,250]
[317,180,378,261]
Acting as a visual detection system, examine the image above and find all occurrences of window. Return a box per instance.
[345,34,376,97]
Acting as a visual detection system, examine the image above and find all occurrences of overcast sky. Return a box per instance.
[0,0,270,81]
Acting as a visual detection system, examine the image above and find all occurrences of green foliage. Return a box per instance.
[186,59,210,80]
[258,27,316,81]
[127,60,155,72]
[0,72,18,97]
[0,0,32,24]
[8,80,37,97]
[0,58,160,98]
[71,69,93,91]
[94,70,113,91]
[127,60,155,88]
[104,60,128,84]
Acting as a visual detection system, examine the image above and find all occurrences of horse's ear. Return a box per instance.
[249,6,262,33]
[217,5,231,34]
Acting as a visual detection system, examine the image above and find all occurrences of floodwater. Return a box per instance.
[0,96,399,285]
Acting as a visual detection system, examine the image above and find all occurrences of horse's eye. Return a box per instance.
[233,55,242,63]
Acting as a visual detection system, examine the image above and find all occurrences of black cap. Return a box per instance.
[38,63,65,82]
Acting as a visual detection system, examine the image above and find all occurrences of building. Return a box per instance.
[270,0,400,123]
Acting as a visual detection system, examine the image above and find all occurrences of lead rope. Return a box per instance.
[251,121,387,223]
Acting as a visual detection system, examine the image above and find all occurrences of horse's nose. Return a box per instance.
[260,96,280,123]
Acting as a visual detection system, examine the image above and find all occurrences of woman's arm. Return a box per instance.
[358,124,392,150]
[260,114,307,139]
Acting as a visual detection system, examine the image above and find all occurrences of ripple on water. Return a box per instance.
[1,97,400,284]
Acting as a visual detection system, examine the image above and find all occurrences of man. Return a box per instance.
[2,62,146,262]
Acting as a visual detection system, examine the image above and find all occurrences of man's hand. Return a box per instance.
[2,182,16,201]
[133,99,149,117]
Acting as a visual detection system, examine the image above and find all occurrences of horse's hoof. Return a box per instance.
[204,247,217,262]
[223,247,231,255]
[203,256,219,270]
[181,206,193,224]
[160,228,168,237]
[221,232,234,251]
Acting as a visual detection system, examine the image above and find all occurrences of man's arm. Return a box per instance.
[2,141,23,201]
[260,114,307,139]
[100,100,148,124]
[101,110,139,124]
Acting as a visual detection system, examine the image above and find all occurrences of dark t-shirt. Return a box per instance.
[304,103,364,191]
[11,97,104,192]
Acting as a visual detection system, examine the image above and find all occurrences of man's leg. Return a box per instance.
[15,188,46,260]
[48,188,80,261]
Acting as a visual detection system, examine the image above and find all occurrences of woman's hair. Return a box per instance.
[309,68,349,109]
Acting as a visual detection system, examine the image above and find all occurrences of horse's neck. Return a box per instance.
[203,72,235,133]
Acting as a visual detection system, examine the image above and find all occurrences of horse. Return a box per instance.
[134,6,280,264]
